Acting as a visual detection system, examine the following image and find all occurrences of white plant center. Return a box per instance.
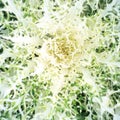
[40,21,86,68]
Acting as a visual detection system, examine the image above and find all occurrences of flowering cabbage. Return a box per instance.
[0,0,120,120]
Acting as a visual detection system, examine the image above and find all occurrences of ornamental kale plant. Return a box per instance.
[0,0,120,120]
